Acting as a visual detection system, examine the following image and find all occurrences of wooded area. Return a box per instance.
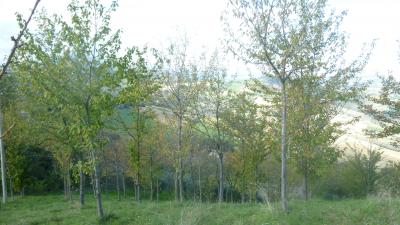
[0,0,399,223]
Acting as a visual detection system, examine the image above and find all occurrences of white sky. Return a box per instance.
[1,0,399,79]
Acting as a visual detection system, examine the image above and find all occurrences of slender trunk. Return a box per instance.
[266,178,270,204]
[91,172,96,198]
[63,173,67,199]
[150,152,153,201]
[113,149,120,201]
[156,177,159,202]
[104,167,108,198]
[150,177,153,201]
[9,176,13,200]
[281,81,289,212]
[216,100,223,204]
[135,105,141,202]
[303,158,309,200]
[121,169,126,198]
[134,182,136,200]
[91,151,104,218]
[189,146,195,201]
[0,101,7,204]
[178,114,183,203]
[67,168,72,201]
[230,187,233,203]
[174,169,178,201]
[303,99,310,201]
[179,158,183,203]
[80,168,85,206]
[116,171,120,201]
[198,163,202,202]
[240,139,246,203]
[249,189,252,203]
[218,153,224,203]
[225,186,228,202]
[135,182,140,202]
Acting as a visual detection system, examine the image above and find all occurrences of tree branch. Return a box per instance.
[0,0,41,79]
[1,123,16,138]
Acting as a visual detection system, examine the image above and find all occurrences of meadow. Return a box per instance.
[0,194,399,225]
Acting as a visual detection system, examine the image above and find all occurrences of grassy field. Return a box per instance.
[0,194,399,225]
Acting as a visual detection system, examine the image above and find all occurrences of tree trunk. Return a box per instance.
[0,102,7,204]
[63,173,67,199]
[225,186,228,202]
[135,105,141,202]
[113,149,120,201]
[150,152,153,201]
[135,182,140,202]
[156,177,159,202]
[240,139,246,204]
[91,151,104,218]
[134,182,136,200]
[198,164,202,202]
[91,172,96,198]
[230,187,233,203]
[189,146,195,201]
[104,167,109,198]
[179,158,183,203]
[281,81,289,212]
[249,189,252,203]
[218,153,224,203]
[174,169,178,201]
[150,177,153,201]
[122,169,126,198]
[304,159,309,201]
[178,114,183,203]
[67,168,72,201]
[9,176,13,200]
[80,168,85,206]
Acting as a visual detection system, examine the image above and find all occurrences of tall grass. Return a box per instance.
[0,194,399,224]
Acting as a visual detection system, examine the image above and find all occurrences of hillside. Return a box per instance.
[335,102,400,162]
[232,78,400,161]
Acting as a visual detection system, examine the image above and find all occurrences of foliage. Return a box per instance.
[223,91,274,199]
[4,145,60,194]
[315,148,382,199]
[360,75,400,148]
[378,161,400,196]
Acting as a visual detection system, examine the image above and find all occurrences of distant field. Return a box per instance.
[0,194,399,225]
[335,102,400,162]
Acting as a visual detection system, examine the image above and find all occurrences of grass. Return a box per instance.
[0,194,399,225]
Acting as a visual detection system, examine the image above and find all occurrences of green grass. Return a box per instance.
[0,194,399,225]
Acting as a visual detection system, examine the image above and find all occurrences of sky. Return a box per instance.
[1,0,399,80]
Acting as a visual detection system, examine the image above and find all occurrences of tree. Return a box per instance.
[287,72,364,200]
[224,0,372,211]
[223,91,274,202]
[0,0,41,204]
[348,147,382,195]
[360,75,400,149]
[113,47,160,202]
[158,38,198,202]
[15,0,121,218]
[193,51,232,203]
[142,120,166,201]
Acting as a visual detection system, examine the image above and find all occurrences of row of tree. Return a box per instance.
[0,0,399,219]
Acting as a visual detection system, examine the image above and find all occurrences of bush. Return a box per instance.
[378,161,400,196]
[314,149,382,199]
